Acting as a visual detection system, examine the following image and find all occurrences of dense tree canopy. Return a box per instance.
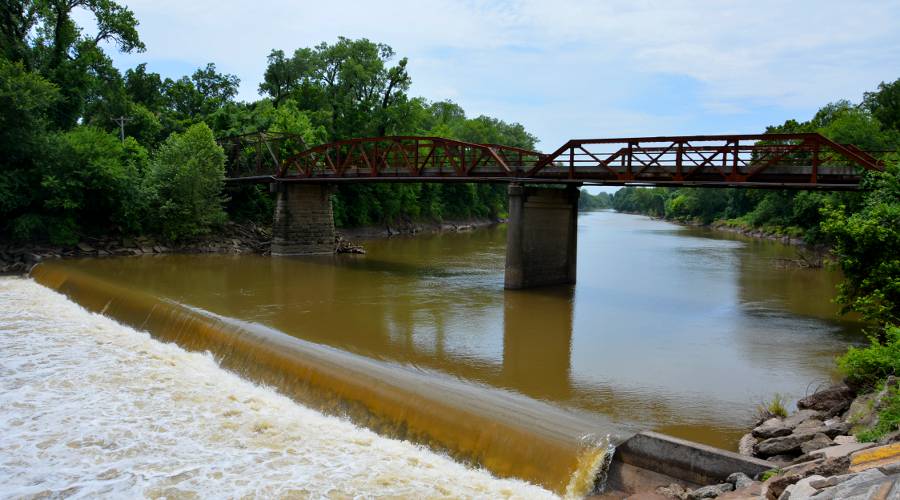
[0,3,539,243]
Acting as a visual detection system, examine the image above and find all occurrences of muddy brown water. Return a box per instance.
[30,211,862,495]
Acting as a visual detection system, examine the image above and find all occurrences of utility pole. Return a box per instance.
[112,116,132,143]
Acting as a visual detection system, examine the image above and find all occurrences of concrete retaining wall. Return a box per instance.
[606,432,775,494]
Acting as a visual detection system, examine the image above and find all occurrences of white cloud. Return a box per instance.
[85,0,900,148]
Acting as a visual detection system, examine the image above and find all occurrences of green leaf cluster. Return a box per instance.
[143,123,227,241]
[838,326,900,390]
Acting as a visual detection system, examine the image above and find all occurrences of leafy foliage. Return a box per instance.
[143,123,227,241]
[578,190,612,211]
[838,327,900,391]
[821,158,900,326]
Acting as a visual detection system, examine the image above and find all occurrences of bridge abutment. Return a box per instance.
[271,183,335,256]
[504,184,580,290]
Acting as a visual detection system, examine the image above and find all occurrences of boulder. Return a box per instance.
[782,410,822,429]
[800,433,833,454]
[845,393,878,430]
[726,472,754,490]
[687,483,733,499]
[753,418,793,439]
[767,454,799,467]
[820,421,851,438]
[792,419,823,434]
[781,474,825,500]
[656,483,690,499]
[804,469,893,500]
[808,455,852,477]
[833,435,858,445]
[797,384,854,416]
[808,441,874,460]
[738,433,758,457]
[756,433,818,456]
[766,473,802,500]
[717,482,763,500]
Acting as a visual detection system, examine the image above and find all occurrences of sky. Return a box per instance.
[80,0,900,153]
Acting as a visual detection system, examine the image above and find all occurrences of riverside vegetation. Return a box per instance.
[4,1,900,497]
[633,84,900,500]
[0,2,536,253]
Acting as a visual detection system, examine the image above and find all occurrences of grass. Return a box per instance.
[757,393,789,421]
[760,469,782,482]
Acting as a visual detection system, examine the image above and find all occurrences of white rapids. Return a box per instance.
[0,277,557,499]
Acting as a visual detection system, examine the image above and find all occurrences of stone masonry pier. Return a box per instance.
[270,182,581,289]
[271,183,335,256]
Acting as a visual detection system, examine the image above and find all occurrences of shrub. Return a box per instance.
[837,326,900,390]
[144,123,227,241]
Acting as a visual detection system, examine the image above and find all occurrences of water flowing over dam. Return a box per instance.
[0,278,557,498]
[7,212,862,496]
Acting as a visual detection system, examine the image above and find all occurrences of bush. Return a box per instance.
[837,326,900,390]
[144,123,227,241]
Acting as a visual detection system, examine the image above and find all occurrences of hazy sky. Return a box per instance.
[83,1,900,151]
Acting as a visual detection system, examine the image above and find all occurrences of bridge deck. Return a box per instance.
[221,133,883,189]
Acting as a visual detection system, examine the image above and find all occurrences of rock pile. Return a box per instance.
[335,235,366,254]
[741,381,900,468]
[652,382,900,500]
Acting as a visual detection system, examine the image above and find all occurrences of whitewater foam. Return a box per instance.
[0,277,556,499]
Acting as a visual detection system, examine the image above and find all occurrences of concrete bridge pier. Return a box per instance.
[504,184,580,289]
[271,183,335,256]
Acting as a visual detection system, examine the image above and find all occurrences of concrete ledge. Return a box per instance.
[607,431,775,493]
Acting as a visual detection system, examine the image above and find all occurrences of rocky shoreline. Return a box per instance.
[652,382,900,499]
[337,217,502,241]
[0,218,502,275]
[706,222,807,247]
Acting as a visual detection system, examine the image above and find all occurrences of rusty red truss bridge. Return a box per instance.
[220,132,885,189]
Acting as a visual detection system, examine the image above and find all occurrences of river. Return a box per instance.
[2,211,861,497]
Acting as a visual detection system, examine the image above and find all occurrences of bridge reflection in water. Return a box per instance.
[30,212,862,493]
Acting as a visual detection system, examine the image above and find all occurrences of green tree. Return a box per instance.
[0,59,59,233]
[39,127,146,243]
[144,123,227,241]
[259,38,411,139]
[821,156,900,327]
[864,79,900,133]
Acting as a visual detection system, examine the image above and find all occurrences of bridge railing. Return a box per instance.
[528,133,883,187]
[278,136,545,180]
[219,132,309,179]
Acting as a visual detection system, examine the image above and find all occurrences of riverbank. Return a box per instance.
[337,217,502,241]
[646,382,900,499]
[0,217,502,274]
